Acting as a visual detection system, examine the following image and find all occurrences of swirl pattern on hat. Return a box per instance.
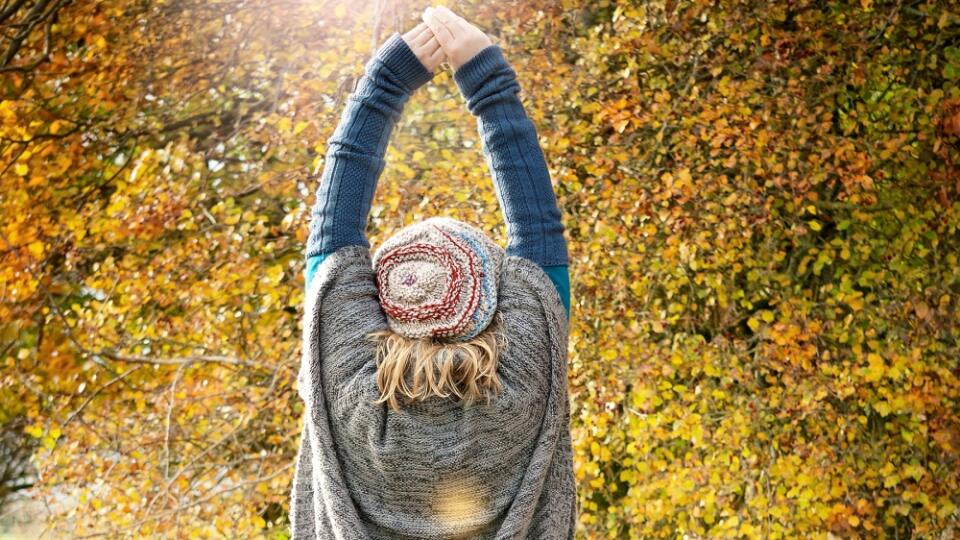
[372,217,504,342]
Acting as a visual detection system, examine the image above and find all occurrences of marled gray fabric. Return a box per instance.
[290,244,576,539]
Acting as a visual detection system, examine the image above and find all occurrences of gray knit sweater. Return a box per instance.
[290,244,577,538]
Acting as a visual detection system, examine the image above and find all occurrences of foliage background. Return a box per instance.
[2,0,959,538]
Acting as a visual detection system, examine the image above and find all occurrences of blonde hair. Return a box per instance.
[366,312,507,411]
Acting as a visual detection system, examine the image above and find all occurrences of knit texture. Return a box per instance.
[305,32,433,260]
[304,33,571,315]
[290,244,577,539]
[453,45,569,268]
[371,217,505,342]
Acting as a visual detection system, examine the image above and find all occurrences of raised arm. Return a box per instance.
[424,7,570,318]
[304,29,438,288]
[452,46,569,268]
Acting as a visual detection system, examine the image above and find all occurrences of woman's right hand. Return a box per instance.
[421,6,493,71]
[401,22,445,73]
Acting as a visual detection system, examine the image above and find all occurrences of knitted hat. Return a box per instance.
[371,217,505,342]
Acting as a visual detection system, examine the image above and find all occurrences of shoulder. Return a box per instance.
[500,256,563,303]
[302,245,385,388]
[304,245,382,329]
[306,245,374,293]
[497,255,568,338]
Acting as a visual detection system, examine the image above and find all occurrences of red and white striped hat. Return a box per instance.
[372,217,504,342]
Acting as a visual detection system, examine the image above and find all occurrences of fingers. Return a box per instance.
[403,22,429,43]
[421,35,442,59]
[400,19,446,72]
[410,22,430,37]
[411,24,435,48]
[426,42,445,69]
[422,7,456,50]
[431,6,471,34]
[428,5,456,25]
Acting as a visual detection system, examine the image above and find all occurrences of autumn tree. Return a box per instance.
[2,0,959,538]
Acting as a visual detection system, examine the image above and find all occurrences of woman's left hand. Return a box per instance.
[402,22,445,73]
[421,6,492,71]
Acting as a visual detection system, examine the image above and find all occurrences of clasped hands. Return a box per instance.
[401,6,492,74]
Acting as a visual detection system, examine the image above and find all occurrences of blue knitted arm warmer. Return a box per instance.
[304,36,571,319]
[452,44,571,318]
[304,32,433,262]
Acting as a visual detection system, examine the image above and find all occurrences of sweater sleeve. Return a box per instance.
[304,32,433,288]
[452,45,571,318]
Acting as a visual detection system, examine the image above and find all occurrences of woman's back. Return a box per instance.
[294,245,574,539]
[290,10,577,537]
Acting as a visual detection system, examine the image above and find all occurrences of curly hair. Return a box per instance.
[365,312,507,412]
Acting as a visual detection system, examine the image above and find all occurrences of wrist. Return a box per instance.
[453,44,511,100]
[370,32,434,93]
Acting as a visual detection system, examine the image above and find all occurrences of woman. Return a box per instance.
[290,6,576,538]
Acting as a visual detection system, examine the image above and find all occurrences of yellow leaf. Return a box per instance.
[903,463,925,481]
[864,353,885,382]
[883,473,900,488]
[28,240,44,258]
[14,163,28,176]
[265,264,284,285]
[874,401,891,417]
[386,193,401,210]
[747,317,760,332]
